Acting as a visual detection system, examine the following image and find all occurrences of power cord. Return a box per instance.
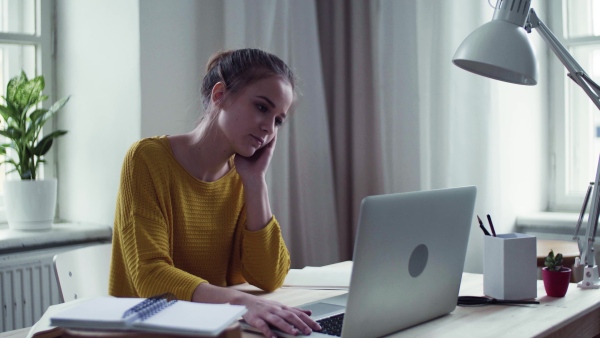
[457,296,539,306]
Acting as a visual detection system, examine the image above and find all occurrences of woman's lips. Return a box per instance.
[251,135,264,147]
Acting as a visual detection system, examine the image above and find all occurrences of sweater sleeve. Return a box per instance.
[115,144,205,301]
[237,213,291,292]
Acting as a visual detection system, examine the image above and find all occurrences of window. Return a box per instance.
[0,0,53,221]
[550,0,600,211]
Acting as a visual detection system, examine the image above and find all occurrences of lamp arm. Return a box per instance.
[528,8,600,267]
[528,8,600,111]
[527,10,584,74]
[574,183,593,245]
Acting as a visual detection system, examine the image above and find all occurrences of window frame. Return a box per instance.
[0,0,54,222]
[548,0,600,212]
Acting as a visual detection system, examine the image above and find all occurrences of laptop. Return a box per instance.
[245,186,477,338]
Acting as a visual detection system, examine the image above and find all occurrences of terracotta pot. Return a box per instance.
[542,267,571,297]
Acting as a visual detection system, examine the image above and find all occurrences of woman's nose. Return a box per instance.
[261,116,276,134]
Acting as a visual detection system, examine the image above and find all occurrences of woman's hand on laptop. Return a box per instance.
[240,294,321,338]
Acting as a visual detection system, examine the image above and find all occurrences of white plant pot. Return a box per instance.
[5,178,57,230]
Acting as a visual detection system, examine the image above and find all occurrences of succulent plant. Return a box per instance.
[545,249,564,271]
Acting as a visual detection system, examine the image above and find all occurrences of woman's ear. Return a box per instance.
[211,82,226,106]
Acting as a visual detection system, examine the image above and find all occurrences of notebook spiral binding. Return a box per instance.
[122,292,178,321]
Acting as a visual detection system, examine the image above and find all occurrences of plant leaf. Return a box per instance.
[2,158,20,176]
[33,138,52,157]
[0,142,15,151]
[25,121,38,142]
[48,96,70,114]
[35,94,49,107]
[6,71,27,103]
[0,127,22,141]
[15,76,44,112]
[0,104,19,123]
[38,96,70,128]
[29,108,48,124]
[5,100,20,123]
[555,253,563,266]
[33,130,67,156]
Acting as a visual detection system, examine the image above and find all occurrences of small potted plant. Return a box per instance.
[0,71,69,230]
[542,249,572,297]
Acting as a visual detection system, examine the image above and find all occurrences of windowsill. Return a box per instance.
[0,222,112,254]
[516,211,587,240]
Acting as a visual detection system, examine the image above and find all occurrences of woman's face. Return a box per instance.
[216,76,293,157]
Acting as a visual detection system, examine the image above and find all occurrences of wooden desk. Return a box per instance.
[3,273,600,338]
[231,273,600,337]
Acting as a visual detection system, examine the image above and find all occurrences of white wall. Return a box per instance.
[139,0,224,137]
[55,0,224,226]
[55,0,141,226]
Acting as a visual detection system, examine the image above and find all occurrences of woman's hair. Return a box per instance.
[200,48,297,111]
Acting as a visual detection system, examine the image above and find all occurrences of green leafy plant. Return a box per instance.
[545,249,564,271]
[0,71,69,180]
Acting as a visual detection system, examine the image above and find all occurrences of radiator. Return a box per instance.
[0,250,61,332]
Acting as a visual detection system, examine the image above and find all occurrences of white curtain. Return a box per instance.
[223,0,340,268]
[375,0,498,273]
[220,0,548,272]
[375,0,548,272]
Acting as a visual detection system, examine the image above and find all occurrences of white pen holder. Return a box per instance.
[483,233,537,300]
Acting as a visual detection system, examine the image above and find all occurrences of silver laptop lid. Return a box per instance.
[341,186,477,338]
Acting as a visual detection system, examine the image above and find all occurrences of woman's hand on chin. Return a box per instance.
[234,134,277,184]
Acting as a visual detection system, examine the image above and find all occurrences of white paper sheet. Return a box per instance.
[283,261,352,289]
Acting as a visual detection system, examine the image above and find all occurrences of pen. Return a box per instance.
[486,214,497,237]
[477,215,491,236]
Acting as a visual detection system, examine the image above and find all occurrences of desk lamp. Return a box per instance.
[452,0,600,289]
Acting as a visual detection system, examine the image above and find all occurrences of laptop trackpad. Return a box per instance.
[303,302,345,318]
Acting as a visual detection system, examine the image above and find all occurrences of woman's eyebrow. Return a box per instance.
[257,95,276,108]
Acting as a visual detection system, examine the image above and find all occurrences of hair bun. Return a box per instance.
[206,50,234,72]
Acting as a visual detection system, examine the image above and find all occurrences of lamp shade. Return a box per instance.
[453,19,538,85]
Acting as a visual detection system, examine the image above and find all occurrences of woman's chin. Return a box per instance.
[235,148,256,158]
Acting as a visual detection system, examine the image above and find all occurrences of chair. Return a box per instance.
[53,243,112,302]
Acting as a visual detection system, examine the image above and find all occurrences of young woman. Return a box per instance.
[109,48,320,338]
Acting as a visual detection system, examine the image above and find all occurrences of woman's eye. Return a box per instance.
[257,104,268,113]
[275,118,283,127]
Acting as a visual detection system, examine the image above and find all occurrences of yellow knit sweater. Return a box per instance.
[109,136,290,301]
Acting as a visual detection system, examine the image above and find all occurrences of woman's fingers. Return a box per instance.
[243,298,323,337]
[264,312,301,335]
[251,318,277,338]
[267,305,321,335]
[271,308,312,335]
[288,307,321,332]
[248,307,319,336]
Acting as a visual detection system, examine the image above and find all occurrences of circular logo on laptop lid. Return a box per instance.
[408,244,428,277]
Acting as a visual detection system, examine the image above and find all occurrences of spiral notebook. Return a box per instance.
[49,293,247,337]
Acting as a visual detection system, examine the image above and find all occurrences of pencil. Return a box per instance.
[477,215,491,236]
[486,214,497,237]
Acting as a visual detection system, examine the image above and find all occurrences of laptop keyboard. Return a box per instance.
[316,313,345,337]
